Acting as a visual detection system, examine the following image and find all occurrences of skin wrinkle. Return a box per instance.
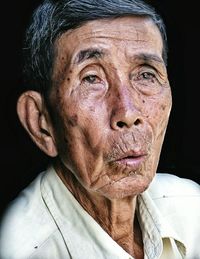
[66,114,78,127]
[42,16,172,258]
[105,130,152,162]
[100,163,147,190]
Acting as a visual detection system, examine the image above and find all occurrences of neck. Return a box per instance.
[55,162,144,258]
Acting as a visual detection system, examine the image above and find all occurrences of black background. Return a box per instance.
[0,1,199,215]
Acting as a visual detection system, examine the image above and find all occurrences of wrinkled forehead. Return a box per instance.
[55,16,163,57]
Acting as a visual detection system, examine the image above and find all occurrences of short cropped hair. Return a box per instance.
[23,0,168,98]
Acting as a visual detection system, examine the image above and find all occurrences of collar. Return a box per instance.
[138,189,186,258]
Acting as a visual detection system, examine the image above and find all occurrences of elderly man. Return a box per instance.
[0,0,200,258]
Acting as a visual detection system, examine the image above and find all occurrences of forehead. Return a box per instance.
[55,16,163,64]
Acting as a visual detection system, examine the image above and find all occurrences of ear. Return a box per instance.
[17,91,58,157]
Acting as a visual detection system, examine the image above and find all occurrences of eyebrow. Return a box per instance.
[133,53,164,66]
[74,48,105,64]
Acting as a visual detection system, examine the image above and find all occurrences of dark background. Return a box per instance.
[0,1,199,215]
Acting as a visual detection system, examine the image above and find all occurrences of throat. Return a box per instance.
[78,193,144,258]
[107,209,144,259]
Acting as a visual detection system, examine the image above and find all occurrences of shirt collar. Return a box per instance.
[138,182,186,258]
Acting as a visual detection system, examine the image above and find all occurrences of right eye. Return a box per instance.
[79,65,108,93]
[82,75,101,84]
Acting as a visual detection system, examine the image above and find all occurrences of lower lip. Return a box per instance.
[114,156,146,170]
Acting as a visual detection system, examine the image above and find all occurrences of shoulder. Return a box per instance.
[147,173,200,256]
[0,171,57,259]
[148,172,200,198]
[147,173,200,215]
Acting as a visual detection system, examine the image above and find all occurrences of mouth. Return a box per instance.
[112,151,147,171]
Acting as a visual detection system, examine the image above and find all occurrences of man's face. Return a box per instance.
[50,16,172,199]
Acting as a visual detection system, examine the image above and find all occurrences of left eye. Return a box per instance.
[82,75,100,84]
[139,72,155,80]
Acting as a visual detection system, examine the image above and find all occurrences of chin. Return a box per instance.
[97,173,152,200]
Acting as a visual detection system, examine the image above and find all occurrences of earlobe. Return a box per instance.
[17,91,58,157]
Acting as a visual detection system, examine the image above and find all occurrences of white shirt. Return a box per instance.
[0,166,200,259]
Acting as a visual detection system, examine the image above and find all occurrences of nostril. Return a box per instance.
[134,119,141,126]
[116,121,126,128]
[116,118,141,128]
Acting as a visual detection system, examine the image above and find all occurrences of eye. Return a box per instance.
[137,71,156,82]
[79,65,107,92]
[82,75,101,84]
[131,67,162,95]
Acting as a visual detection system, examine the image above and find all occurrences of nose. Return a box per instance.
[110,87,143,130]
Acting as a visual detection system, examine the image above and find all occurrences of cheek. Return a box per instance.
[142,100,171,178]
[53,85,109,158]
[158,95,172,131]
[54,106,107,173]
[152,102,170,125]
[66,114,78,127]
[145,92,172,129]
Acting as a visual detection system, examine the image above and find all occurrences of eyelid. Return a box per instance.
[140,65,157,73]
[131,65,164,82]
[79,64,105,80]
[140,64,167,81]
[82,70,99,78]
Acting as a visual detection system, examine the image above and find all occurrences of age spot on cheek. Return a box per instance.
[161,104,166,111]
